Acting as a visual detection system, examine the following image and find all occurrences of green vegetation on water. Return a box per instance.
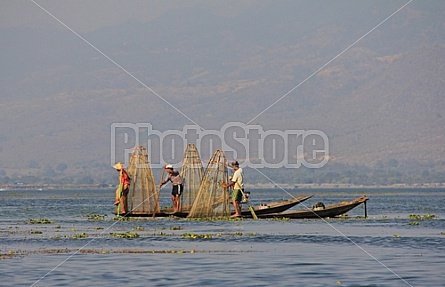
[408,213,436,220]
[84,214,107,220]
[28,218,53,224]
[110,231,140,239]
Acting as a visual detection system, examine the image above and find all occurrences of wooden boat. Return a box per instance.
[120,194,313,218]
[257,195,368,219]
[239,195,313,218]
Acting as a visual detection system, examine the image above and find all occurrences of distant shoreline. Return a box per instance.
[248,183,445,189]
[1,182,445,191]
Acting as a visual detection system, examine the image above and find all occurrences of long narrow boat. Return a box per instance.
[239,195,313,218]
[168,195,313,218]
[121,194,313,218]
[257,196,368,219]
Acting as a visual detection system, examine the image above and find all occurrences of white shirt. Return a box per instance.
[231,168,244,190]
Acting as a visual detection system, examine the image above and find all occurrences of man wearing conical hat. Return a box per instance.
[113,162,130,214]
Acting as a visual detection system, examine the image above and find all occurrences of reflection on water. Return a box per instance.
[1,188,445,286]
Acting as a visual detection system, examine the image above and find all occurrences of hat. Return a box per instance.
[232,161,239,166]
[165,164,173,169]
[113,162,124,170]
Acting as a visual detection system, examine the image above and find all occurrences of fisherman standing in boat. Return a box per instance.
[160,164,183,213]
[223,161,244,217]
[113,162,130,214]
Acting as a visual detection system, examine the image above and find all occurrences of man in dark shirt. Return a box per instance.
[160,164,183,212]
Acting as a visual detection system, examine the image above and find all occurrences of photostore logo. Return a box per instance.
[111,122,329,169]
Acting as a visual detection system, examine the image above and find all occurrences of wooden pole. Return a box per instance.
[364,200,368,218]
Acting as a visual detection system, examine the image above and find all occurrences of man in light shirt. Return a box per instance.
[224,161,244,217]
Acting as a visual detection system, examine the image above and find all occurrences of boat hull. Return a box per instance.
[116,195,314,218]
[239,195,313,217]
[257,196,368,219]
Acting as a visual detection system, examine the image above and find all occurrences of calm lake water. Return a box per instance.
[1,188,444,287]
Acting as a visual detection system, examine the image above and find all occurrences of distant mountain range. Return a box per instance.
[1,1,444,185]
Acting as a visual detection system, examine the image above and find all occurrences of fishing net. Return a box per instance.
[187,149,230,218]
[179,144,204,212]
[126,146,159,214]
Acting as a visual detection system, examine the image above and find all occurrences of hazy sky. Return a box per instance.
[1,0,256,32]
[2,1,173,30]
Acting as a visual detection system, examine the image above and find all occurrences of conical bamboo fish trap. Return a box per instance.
[187,149,230,218]
[126,146,159,214]
[180,144,204,212]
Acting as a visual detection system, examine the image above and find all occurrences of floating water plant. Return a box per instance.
[73,232,88,239]
[408,221,420,226]
[393,234,401,238]
[408,213,436,220]
[160,250,186,254]
[30,230,43,234]
[110,232,140,239]
[170,226,182,230]
[28,218,53,224]
[423,213,436,219]
[84,214,107,220]
[186,216,243,221]
[181,233,213,239]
